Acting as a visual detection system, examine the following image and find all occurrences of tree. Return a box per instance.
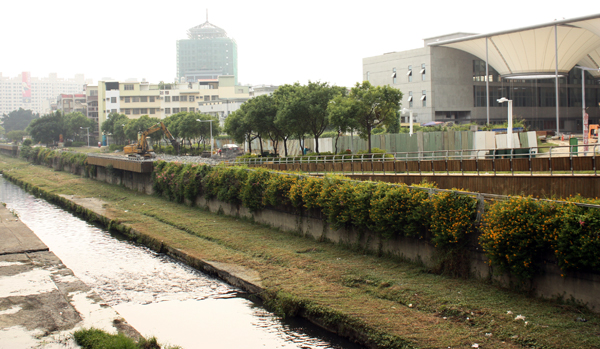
[277,81,346,153]
[328,81,402,153]
[124,115,159,144]
[248,95,279,155]
[190,113,221,150]
[272,85,303,157]
[1,108,38,132]
[26,111,64,146]
[328,93,359,154]
[6,130,27,143]
[224,108,257,154]
[63,112,94,141]
[101,113,129,145]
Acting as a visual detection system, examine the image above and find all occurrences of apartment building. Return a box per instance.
[0,72,92,116]
[95,75,251,131]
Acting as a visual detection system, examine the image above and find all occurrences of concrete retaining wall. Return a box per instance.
[197,195,600,312]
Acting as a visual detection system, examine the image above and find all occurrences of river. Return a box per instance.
[0,177,363,349]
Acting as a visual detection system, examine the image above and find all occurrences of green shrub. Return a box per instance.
[241,168,272,211]
[553,198,600,273]
[22,139,32,146]
[369,183,431,239]
[109,144,125,152]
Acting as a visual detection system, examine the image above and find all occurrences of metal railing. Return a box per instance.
[226,144,599,176]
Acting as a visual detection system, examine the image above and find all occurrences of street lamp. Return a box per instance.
[574,66,600,154]
[80,127,90,147]
[196,119,213,155]
[496,97,513,149]
[401,108,414,136]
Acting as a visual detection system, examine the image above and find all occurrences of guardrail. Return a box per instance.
[227,144,599,176]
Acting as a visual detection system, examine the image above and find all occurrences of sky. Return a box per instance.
[1,0,599,88]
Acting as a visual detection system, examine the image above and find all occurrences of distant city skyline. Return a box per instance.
[1,0,598,88]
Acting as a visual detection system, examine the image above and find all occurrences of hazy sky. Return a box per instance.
[1,0,598,88]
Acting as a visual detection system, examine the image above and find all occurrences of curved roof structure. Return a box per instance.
[430,13,600,77]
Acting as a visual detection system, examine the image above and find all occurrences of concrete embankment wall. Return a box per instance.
[22,156,600,312]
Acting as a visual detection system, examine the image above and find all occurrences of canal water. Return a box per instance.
[0,177,363,349]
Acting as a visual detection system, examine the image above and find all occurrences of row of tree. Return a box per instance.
[224,81,402,155]
[101,112,220,149]
[23,111,95,145]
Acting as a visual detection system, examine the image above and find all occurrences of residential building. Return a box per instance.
[57,94,87,114]
[363,14,600,132]
[0,72,92,116]
[94,76,251,131]
[176,16,238,84]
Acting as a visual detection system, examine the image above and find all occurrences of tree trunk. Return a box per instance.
[334,135,340,154]
[367,125,372,153]
[283,138,288,157]
[246,134,252,154]
[314,135,319,153]
[258,136,264,155]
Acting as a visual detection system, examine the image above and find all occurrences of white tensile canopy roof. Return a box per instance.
[429,14,600,77]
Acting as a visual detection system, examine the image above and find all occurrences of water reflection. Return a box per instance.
[0,177,363,349]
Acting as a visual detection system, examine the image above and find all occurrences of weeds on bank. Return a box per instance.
[73,328,181,349]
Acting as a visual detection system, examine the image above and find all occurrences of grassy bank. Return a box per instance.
[0,155,598,349]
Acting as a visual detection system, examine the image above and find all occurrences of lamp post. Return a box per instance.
[497,97,513,149]
[574,66,600,154]
[401,108,414,136]
[80,127,90,147]
[196,119,213,155]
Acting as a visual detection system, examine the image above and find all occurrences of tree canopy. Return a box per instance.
[1,108,39,132]
[26,111,64,146]
[328,81,402,153]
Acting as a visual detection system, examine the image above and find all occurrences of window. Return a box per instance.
[407,65,413,82]
[189,96,195,102]
[181,107,188,112]
[366,71,370,81]
[149,96,155,102]
[141,108,148,114]
[421,64,426,81]
[173,108,180,113]
[164,96,170,102]
[211,95,218,101]
[172,96,180,101]
[140,96,147,102]
[90,90,98,96]
[124,97,130,103]
[204,96,210,101]
[392,68,397,84]
[111,109,117,113]
[124,84,134,91]
[110,97,116,103]
[180,95,187,102]
[150,108,155,114]
[123,109,130,114]
[421,90,427,107]
[408,91,413,108]
[133,108,140,114]
[132,96,140,102]
[165,108,171,114]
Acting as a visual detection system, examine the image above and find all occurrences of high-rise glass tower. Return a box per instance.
[176,15,238,84]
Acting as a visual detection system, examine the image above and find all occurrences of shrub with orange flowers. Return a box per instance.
[240,168,272,211]
[318,176,376,230]
[263,172,298,208]
[429,190,477,249]
[479,197,558,280]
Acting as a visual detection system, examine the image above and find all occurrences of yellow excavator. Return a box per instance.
[123,122,179,158]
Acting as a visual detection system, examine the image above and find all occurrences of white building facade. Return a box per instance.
[0,72,92,116]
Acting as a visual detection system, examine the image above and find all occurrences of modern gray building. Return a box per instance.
[176,16,238,84]
[363,15,600,132]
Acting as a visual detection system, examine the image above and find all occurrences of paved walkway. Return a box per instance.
[0,206,138,348]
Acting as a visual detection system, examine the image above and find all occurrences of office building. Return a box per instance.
[176,16,238,84]
[363,14,600,132]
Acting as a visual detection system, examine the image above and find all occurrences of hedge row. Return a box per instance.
[152,161,600,281]
[19,146,96,177]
